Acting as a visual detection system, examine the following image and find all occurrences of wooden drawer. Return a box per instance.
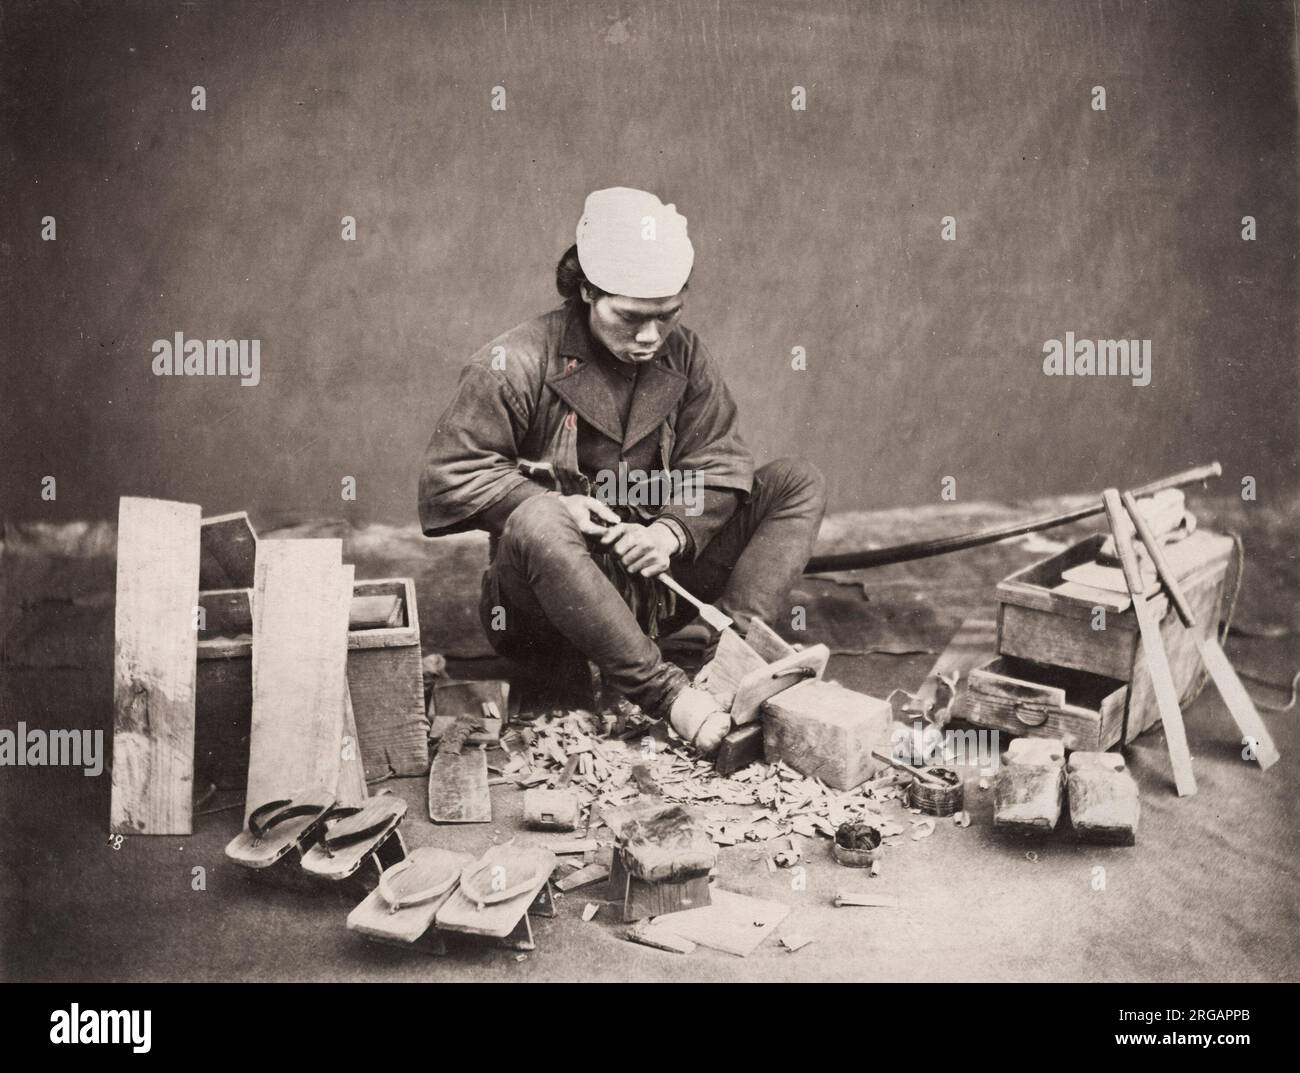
[958,655,1128,753]
[996,530,1232,743]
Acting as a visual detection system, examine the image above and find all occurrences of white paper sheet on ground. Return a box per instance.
[645,888,790,957]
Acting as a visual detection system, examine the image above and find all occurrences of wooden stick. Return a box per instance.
[1103,489,1197,797]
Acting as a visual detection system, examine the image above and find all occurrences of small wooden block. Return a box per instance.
[1067,751,1139,844]
[714,723,764,776]
[111,497,202,836]
[523,788,579,831]
[762,679,892,790]
[994,737,1065,833]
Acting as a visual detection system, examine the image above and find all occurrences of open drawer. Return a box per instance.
[956,655,1128,753]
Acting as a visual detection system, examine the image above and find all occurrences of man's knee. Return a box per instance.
[759,457,826,511]
[499,494,581,557]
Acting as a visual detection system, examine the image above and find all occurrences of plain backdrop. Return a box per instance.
[2,0,1297,527]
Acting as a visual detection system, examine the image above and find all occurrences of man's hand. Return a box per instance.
[557,494,621,536]
[598,520,681,577]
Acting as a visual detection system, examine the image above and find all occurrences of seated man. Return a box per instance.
[418,187,825,753]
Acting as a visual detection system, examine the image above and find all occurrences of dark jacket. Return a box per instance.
[418,302,754,559]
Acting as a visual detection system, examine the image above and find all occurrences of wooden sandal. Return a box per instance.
[225,793,335,869]
[300,795,407,881]
[377,853,462,914]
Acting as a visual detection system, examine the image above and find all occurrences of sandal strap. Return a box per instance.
[320,804,396,851]
[248,800,326,842]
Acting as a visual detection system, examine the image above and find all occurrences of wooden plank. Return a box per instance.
[1103,490,1196,796]
[111,497,202,835]
[554,862,610,892]
[648,889,789,957]
[428,716,490,823]
[435,844,556,938]
[245,539,351,822]
[199,511,257,590]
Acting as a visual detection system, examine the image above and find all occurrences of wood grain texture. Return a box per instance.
[245,539,350,822]
[761,679,892,790]
[427,717,490,823]
[111,496,202,835]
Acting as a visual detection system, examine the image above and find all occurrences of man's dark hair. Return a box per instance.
[555,243,606,302]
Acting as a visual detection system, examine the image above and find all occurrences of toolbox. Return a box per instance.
[958,529,1234,749]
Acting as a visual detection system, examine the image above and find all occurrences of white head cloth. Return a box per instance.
[575,187,694,299]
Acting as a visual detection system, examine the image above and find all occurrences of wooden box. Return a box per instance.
[960,655,1128,753]
[193,515,427,785]
[761,678,892,790]
[993,530,1232,744]
[346,577,428,780]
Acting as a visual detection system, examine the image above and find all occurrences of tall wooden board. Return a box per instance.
[245,540,351,822]
[111,497,202,835]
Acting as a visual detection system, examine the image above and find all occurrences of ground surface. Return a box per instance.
[2,492,1297,982]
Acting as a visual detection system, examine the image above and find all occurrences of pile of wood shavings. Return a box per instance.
[497,709,917,849]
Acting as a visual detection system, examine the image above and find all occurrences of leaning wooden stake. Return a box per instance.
[1102,489,1197,797]
[1122,489,1279,771]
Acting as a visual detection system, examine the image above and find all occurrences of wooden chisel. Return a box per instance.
[1121,490,1280,771]
[1102,489,1198,797]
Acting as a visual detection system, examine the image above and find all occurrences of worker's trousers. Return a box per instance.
[479,457,827,718]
